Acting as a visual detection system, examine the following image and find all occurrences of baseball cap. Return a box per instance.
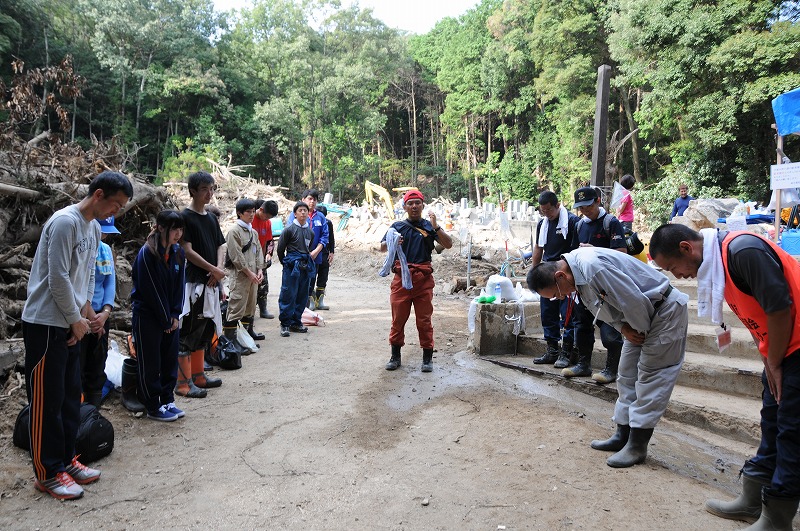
[98,216,121,234]
[403,189,424,203]
[573,186,598,208]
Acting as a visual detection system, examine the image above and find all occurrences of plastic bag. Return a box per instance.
[302,308,325,326]
[767,188,800,211]
[487,274,517,301]
[609,181,626,210]
[104,340,124,388]
[468,298,478,333]
[236,323,258,354]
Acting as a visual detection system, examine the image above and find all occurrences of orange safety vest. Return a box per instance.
[721,231,800,358]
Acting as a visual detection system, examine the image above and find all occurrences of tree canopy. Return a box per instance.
[2,0,799,224]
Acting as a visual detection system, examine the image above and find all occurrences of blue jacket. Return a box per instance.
[91,241,116,311]
[288,210,329,265]
[131,242,185,330]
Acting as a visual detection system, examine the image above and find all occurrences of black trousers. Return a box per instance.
[23,321,81,480]
[79,320,110,400]
[133,311,179,412]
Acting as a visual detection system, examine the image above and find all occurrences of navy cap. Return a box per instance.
[98,216,121,234]
[573,186,598,208]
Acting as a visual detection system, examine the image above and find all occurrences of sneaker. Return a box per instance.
[592,368,617,385]
[34,471,84,500]
[280,326,290,337]
[65,456,101,485]
[289,325,308,333]
[164,402,185,418]
[147,405,178,422]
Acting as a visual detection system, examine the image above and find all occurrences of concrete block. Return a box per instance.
[473,302,542,356]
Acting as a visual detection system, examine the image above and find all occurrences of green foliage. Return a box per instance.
[159,137,212,185]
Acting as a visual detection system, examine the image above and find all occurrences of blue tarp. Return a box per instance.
[773,87,800,136]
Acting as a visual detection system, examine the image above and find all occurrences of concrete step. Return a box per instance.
[685,323,756,360]
[482,353,761,445]
[678,351,763,397]
[685,300,741,328]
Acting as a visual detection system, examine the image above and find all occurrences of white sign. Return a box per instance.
[725,216,748,232]
[771,162,800,190]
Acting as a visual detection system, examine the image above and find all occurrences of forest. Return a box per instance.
[2,0,800,226]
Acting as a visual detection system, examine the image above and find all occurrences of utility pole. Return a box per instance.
[591,65,612,187]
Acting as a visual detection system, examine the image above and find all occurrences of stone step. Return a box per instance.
[685,323,756,360]
[685,300,741,328]
[678,351,763,397]
[482,353,761,445]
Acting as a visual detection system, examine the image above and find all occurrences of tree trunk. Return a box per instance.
[136,52,153,133]
[620,87,641,182]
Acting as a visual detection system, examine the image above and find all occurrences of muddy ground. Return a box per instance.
[0,249,765,530]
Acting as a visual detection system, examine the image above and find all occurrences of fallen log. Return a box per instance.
[0,182,42,200]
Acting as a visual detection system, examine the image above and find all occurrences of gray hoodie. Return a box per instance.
[22,204,98,327]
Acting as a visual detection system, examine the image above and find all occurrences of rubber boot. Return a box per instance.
[554,341,572,369]
[121,358,146,413]
[191,349,222,389]
[315,288,330,310]
[534,341,560,364]
[562,351,592,377]
[223,320,240,341]
[744,492,800,531]
[607,427,654,468]
[174,351,207,398]
[421,348,433,372]
[592,343,621,384]
[242,316,265,341]
[258,298,275,319]
[385,345,401,371]
[705,474,770,524]
[590,424,630,452]
[307,295,316,311]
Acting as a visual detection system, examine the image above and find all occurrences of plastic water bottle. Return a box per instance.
[494,283,502,303]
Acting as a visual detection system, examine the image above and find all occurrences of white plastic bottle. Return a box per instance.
[494,282,502,303]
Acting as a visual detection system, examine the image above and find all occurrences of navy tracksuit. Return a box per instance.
[130,242,185,412]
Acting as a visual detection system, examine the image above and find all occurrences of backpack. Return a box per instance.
[578,214,643,255]
[14,403,114,463]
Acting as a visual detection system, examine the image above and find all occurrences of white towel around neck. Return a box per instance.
[696,228,726,325]
[537,205,569,247]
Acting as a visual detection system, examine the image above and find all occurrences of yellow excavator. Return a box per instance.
[364,181,419,220]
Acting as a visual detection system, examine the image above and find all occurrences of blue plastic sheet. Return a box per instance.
[773,87,800,136]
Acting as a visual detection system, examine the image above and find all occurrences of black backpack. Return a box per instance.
[578,214,644,255]
[14,403,114,463]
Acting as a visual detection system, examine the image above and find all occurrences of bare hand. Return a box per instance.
[310,248,321,261]
[764,358,783,403]
[89,310,109,334]
[69,317,91,344]
[621,323,645,345]
[428,211,438,226]
[164,317,179,334]
[328,253,334,266]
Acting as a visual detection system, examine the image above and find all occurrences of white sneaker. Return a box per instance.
[34,471,84,500]
[66,456,101,484]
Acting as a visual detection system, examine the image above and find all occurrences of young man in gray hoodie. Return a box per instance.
[22,171,132,500]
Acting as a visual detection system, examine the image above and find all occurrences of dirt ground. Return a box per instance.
[0,250,766,530]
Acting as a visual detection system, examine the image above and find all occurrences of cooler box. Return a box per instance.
[271,217,284,238]
[780,229,800,255]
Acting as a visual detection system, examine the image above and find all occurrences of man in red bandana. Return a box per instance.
[379,190,452,372]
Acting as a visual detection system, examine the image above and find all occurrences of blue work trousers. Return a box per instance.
[540,296,577,345]
[744,352,800,497]
[279,252,315,327]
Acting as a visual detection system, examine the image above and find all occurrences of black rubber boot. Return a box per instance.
[421,348,433,372]
[705,473,770,524]
[591,424,630,452]
[242,316,265,341]
[554,341,572,369]
[223,320,239,341]
[746,492,800,530]
[258,298,274,319]
[121,358,146,413]
[385,345,401,371]
[607,427,654,468]
[315,288,329,310]
[534,341,560,364]
[562,351,592,377]
[593,343,621,384]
